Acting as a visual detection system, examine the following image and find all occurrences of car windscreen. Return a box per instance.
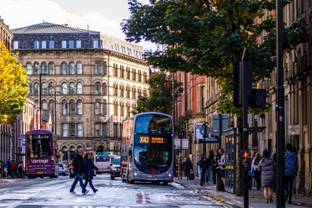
[113,158,121,165]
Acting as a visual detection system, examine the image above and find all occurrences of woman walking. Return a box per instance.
[251,152,262,190]
[260,149,274,203]
[83,153,98,194]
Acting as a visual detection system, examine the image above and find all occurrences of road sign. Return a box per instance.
[247,126,266,133]
[195,123,219,143]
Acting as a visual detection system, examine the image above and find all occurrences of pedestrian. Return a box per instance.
[199,156,208,186]
[185,157,193,180]
[11,160,17,178]
[69,150,88,195]
[259,149,274,203]
[284,143,298,204]
[83,153,98,194]
[4,160,11,178]
[17,162,24,178]
[216,148,225,191]
[0,160,3,178]
[206,150,214,185]
[182,157,187,178]
[251,152,262,190]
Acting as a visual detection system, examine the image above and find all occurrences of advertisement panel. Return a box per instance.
[195,123,218,143]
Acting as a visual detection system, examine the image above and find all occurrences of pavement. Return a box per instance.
[174,178,312,208]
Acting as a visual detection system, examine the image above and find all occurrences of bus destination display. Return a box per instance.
[139,136,167,144]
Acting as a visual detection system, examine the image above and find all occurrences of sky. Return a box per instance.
[0,0,155,50]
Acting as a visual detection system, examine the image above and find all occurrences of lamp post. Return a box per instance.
[276,0,285,207]
[39,73,42,129]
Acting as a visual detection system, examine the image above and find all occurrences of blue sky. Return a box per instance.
[0,0,154,49]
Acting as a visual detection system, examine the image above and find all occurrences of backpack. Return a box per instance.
[285,152,297,176]
[12,162,17,170]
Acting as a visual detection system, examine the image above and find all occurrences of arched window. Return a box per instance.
[120,103,124,116]
[61,100,68,115]
[120,85,124,98]
[103,83,107,96]
[34,83,39,95]
[61,62,67,75]
[77,82,83,95]
[48,62,55,75]
[76,62,83,74]
[69,82,75,95]
[94,82,101,95]
[77,100,83,115]
[132,88,136,99]
[138,70,142,82]
[42,83,48,95]
[61,83,67,95]
[42,101,49,121]
[48,82,54,95]
[126,86,130,98]
[49,100,54,114]
[69,62,75,75]
[26,63,32,75]
[132,69,136,81]
[41,62,47,75]
[34,62,39,75]
[34,100,39,109]
[28,83,33,94]
[114,84,118,96]
[69,99,76,115]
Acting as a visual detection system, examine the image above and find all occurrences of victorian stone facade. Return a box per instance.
[12,23,149,161]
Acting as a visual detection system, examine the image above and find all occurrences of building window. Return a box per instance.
[61,83,68,94]
[120,104,124,116]
[34,62,39,75]
[77,100,83,115]
[95,123,107,137]
[26,63,32,75]
[126,87,130,98]
[120,65,124,78]
[138,71,142,82]
[69,123,75,137]
[61,62,67,74]
[69,62,75,75]
[62,123,69,137]
[94,64,102,75]
[132,69,136,81]
[103,62,107,75]
[69,40,74,49]
[143,72,147,83]
[126,67,130,79]
[62,100,68,115]
[94,82,101,95]
[49,40,55,49]
[69,99,76,116]
[120,86,124,98]
[69,82,75,95]
[76,62,83,74]
[41,62,48,74]
[48,82,54,95]
[41,41,47,49]
[114,84,118,96]
[42,101,49,121]
[42,83,48,95]
[114,102,118,116]
[33,41,39,49]
[34,83,39,95]
[103,100,107,115]
[94,100,102,115]
[93,40,99,48]
[103,83,107,96]
[113,123,118,137]
[48,62,55,75]
[76,40,81,48]
[132,88,136,99]
[29,83,33,94]
[77,82,83,95]
[200,85,205,111]
[113,64,118,77]
[126,104,130,117]
[61,40,67,49]
[13,41,18,49]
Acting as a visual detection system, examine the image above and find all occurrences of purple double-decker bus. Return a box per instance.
[25,129,58,178]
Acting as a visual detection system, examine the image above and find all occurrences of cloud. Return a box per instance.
[0,0,156,50]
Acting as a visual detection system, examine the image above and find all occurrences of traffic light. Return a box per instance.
[242,150,250,169]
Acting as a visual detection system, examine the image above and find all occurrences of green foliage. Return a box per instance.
[0,42,29,124]
[123,0,308,114]
[134,72,183,114]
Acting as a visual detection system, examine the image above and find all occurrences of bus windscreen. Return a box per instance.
[135,114,172,134]
[26,134,51,158]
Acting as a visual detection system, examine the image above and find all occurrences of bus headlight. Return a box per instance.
[168,173,172,177]
[134,171,138,176]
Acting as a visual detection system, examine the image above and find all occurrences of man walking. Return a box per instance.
[70,150,88,195]
[284,144,298,204]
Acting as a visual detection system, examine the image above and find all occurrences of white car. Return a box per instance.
[57,164,68,176]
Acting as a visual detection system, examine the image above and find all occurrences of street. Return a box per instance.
[0,175,231,208]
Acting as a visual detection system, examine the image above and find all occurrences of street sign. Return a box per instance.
[212,114,230,133]
[247,126,266,133]
[195,123,219,143]
[174,138,189,149]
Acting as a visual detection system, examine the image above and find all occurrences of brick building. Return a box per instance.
[12,22,149,162]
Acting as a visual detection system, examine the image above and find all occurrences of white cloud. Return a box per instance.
[0,0,157,50]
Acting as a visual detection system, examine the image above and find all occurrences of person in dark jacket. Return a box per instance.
[260,149,274,203]
[284,144,298,204]
[70,150,87,194]
[83,153,98,193]
[199,156,209,186]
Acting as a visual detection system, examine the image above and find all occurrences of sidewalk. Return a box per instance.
[0,178,24,187]
[175,178,312,208]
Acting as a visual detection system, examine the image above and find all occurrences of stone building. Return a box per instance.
[0,16,12,48]
[12,22,149,161]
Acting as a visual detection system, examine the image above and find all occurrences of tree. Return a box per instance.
[122,0,308,113]
[0,42,29,124]
[134,72,183,114]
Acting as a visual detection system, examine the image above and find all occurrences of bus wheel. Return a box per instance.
[111,176,115,180]
[129,180,134,184]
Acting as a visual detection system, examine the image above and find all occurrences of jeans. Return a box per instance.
[70,173,86,193]
[84,178,97,193]
[205,166,213,184]
[285,175,295,202]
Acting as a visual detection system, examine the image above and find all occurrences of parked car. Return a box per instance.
[57,164,68,176]
[110,156,121,180]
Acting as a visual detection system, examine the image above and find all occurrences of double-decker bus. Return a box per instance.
[121,112,174,184]
[25,129,58,178]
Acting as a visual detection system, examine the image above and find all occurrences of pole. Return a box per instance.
[203,122,207,159]
[54,90,57,135]
[219,114,222,148]
[39,73,42,129]
[276,0,285,207]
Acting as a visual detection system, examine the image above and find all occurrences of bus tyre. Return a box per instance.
[111,176,114,180]
[163,181,168,185]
